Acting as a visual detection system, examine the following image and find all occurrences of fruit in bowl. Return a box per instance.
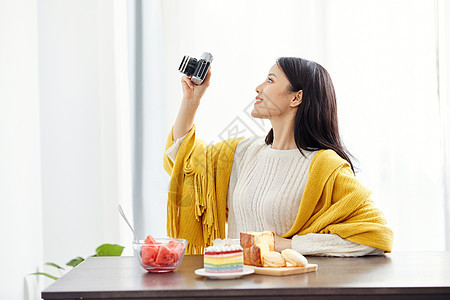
[133,235,187,273]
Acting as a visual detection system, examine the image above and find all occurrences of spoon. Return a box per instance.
[118,204,139,242]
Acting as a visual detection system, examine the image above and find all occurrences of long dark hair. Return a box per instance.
[265,57,355,173]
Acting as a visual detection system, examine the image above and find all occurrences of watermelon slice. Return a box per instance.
[142,245,159,266]
[166,241,181,261]
[155,244,177,267]
[166,241,184,261]
[144,235,158,244]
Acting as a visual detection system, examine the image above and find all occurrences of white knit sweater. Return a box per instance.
[166,132,383,256]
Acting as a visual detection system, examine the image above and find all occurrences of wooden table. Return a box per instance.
[42,252,450,299]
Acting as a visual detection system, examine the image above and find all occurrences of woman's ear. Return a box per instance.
[291,90,303,107]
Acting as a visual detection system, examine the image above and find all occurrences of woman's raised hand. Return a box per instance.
[181,68,212,107]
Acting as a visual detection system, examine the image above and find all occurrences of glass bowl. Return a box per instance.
[132,238,187,273]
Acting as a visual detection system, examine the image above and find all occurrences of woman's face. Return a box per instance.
[252,64,298,120]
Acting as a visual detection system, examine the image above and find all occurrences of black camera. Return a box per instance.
[178,52,213,85]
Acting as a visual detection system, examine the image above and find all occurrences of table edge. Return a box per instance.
[42,286,450,299]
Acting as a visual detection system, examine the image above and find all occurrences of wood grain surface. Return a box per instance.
[245,263,318,276]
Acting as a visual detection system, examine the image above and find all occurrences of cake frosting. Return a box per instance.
[204,239,243,273]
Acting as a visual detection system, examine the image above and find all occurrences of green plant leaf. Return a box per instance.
[66,257,84,268]
[95,244,124,256]
[29,272,59,280]
[45,262,65,270]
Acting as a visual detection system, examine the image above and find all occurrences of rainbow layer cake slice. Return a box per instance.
[204,239,243,273]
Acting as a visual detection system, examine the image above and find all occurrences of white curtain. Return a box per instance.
[1,1,43,299]
[134,0,450,251]
[1,1,134,299]
[437,0,450,251]
[130,0,169,238]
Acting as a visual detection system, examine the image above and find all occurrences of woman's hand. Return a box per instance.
[274,235,292,252]
[181,68,212,106]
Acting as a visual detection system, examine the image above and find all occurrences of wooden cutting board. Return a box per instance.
[245,264,318,276]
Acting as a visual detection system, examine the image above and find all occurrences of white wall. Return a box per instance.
[0,1,43,299]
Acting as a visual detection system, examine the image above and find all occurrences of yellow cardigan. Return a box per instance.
[163,124,393,254]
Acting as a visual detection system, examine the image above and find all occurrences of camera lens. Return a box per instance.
[178,56,197,76]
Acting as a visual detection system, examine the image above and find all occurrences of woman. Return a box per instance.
[163,57,393,256]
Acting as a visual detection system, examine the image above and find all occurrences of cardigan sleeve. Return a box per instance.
[291,233,384,257]
[165,132,188,163]
[283,150,393,253]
